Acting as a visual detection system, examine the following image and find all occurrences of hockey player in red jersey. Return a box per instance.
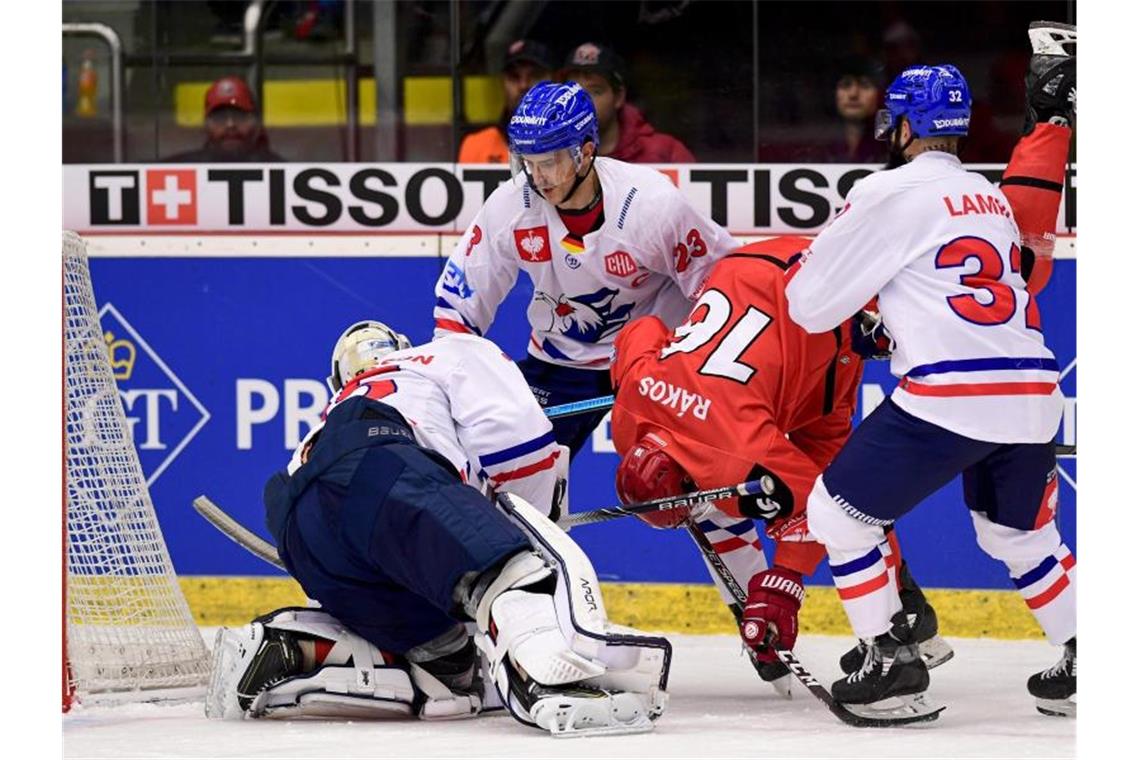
[609,235,951,679]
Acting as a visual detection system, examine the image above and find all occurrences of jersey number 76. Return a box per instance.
[659,289,773,384]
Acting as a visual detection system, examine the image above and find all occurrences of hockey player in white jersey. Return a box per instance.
[431,81,774,690]
[433,80,737,457]
[786,33,1076,723]
[205,321,671,736]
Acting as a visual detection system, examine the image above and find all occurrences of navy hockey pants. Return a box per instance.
[517,355,612,458]
[271,436,531,654]
[822,397,1059,530]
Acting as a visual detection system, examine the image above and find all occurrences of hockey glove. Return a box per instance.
[740,567,805,663]
[616,433,695,529]
[851,305,894,360]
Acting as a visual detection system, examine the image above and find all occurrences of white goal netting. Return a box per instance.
[64,231,210,708]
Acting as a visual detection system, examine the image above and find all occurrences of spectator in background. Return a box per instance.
[561,42,695,163]
[458,40,553,163]
[825,57,885,163]
[882,20,923,81]
[164,76,284,163]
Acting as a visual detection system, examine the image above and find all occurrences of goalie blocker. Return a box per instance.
[206,492,670,737]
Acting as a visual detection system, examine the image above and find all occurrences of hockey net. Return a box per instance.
[63,231,210,711]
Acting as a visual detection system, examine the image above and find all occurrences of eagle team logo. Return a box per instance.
[98,303,210,485]
[514,226,552,262]
[528,287,635,344]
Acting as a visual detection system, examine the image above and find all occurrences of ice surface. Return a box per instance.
[64,630,1074,759]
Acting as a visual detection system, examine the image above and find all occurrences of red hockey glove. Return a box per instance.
[615,433,693,529]
[740,566,805,663]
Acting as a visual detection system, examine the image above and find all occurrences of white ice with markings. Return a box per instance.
[64,631,1074,758]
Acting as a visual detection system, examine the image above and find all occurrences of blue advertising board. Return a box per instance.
[88,251,1075,590]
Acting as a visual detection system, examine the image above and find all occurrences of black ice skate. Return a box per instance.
[1023,21,1077,133]
[1027,636,1076,717]
[832,611,943,723]
[840,561,954,674]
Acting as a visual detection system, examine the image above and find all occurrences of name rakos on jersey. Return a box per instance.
[786,151,1062,444]
[433,157,738,368]
[288,333,559,509]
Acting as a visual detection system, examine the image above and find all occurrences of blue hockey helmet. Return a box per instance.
[874,64,972,140]
[507,81,600,156]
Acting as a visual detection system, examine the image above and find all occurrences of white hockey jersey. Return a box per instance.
[433,157,738,368]
[786,151,1062,444]
[288,333,559,511]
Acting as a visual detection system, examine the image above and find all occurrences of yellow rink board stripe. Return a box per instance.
[175,76,503,128]
[179,577,1044,640]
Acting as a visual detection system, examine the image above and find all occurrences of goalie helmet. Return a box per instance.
[327,320,411,393]
[874,64,972,140]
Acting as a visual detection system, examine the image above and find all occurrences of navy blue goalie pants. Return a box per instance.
[264,397,531,654]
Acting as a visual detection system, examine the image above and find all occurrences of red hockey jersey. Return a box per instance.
[610,236,863,573]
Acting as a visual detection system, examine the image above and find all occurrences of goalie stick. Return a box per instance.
[192,495,285,570]
[682,520,943,728]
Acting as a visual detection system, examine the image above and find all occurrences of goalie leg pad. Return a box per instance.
[468,494,672,736]
[205,607,480,721]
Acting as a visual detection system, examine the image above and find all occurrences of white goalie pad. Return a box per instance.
[477,494,671,737]
[205,607,480,721]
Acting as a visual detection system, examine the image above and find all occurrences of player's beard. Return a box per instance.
[884,129,909,170]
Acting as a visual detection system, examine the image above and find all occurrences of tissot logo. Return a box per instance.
[98,303,210,485]
[146,169,197,224]
[89,170,140,225]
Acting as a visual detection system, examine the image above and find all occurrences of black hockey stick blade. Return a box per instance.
[192,494,286,570]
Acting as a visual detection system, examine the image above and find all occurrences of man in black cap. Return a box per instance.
[561,42,694,163]
[458,40,553,163]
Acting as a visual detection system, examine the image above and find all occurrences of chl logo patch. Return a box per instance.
[604,250,637,277]
[146,169,197,225]
[97,303,211,486]
[514,226,552,262]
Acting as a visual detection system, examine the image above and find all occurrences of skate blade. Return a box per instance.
[534,693,655,738]
[918,636,955,670]
[1029,21,1076,56]
[842,692,946,726]
[1035,696,1075,718]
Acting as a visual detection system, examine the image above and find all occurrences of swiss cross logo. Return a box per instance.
[514,226,552,262]
[146,169,197,225]
[605,250,637,277]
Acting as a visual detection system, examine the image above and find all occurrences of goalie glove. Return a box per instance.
[739,567,805,663]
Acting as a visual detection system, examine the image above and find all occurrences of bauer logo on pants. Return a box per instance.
[97,303,211,486]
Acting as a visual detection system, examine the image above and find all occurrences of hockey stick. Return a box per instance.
[682,521,942,728]
[1057,444,1076,458]
[543,395,614,419]
[558,478,774,530]
[192,495,286,571]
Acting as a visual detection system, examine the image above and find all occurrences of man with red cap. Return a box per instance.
[165,75,284,163]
